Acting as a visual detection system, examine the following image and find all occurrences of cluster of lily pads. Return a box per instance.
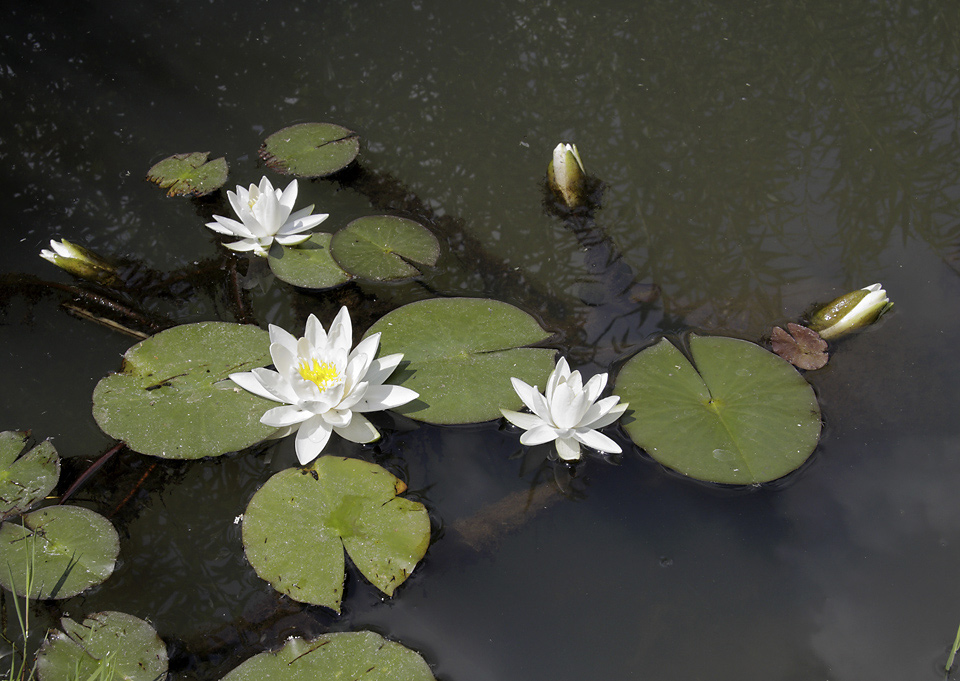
[17,123,893,680]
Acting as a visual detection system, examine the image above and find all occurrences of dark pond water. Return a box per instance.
[3,1,960,679]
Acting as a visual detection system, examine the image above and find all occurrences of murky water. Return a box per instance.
[3,1,960,679]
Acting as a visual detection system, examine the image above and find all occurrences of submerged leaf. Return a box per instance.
[0,432,59,521]
[220,631,435,681]
[146,152,228,197]
[37,611,168,681]
[268,233,353,289]
[770,323,828,370]
[366,298,556,424]
[0,506,120,599]
[260,123,359,177]
[92,323,276,459]
[242,457,430,612]
[331,216,440,281]
[615,335,821,485]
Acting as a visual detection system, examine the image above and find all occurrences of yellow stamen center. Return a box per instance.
[298,358,341,391]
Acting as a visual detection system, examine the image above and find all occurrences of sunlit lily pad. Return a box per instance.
[260,123,359,177]
[0,506,120,599]
[37,611,168,681]
[331,216,440,281]
[92,323,277,459]
[365,298,556,424]
[220,632,435,681]
[242,457,430,612]
[146,152,228,197]
[267,233,353,289]
[0,432,59,521]
[614,335,821,485]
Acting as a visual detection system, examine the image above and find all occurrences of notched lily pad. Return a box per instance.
[0,431,60,521]
[92,322,277,459]
[366,298,556,424]
[242,457,430,612]
[0,506,120,600]
[331,216,440,281]
[220,631,436,681]
[770,323,828,370]
[267,233,353,289]
[146,152,228,197]
[615,335,821,485]
[260,123,359,178]
[37,611,168,681]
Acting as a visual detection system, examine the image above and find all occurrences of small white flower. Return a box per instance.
[205,176,328,256]
[229,307,419,465]
[810,283,891,340]
[500,357,628,461]
[547,142,586,208]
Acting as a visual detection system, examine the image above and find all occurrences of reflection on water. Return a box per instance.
[2,1,960,679]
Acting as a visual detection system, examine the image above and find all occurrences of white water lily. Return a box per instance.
[229,307,419,465]
[547,142,586,208]
[810,283,892,340]
[40,239,118,284]
[500,357,628,461]
[205,176,328,256]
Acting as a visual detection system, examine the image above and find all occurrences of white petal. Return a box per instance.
[304,313,328,351]
[573,428,622,454]
[227,187,247,218]
[269,342,299,379]
[585,401,628,429]
[550,383,587,430]
[261,404,312,427]
[334,413,381,444]
[279,179,298,210]
[324,408,352,428]
[555,437,582,461]
[327,306,352,354]
[224,239,265,254]
[295,415,332,465]
[247,367,299,403]
[282,211,329,234]
[349,333,381,366]
[364,353,403,386]
[510,377,541,414]
[579,395,623,428]
[545,357,569,402]
[275,233,313,246]
[353,384,419,412]
[500,409,547,431]
[582,372,608,403]
[519,424,560,446]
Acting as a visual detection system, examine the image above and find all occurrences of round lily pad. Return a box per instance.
[260,123,359,178]
[614,335,821,485]
[146,152,228,197]
[37,611,168,681]
[0,432,59,521]
[267,233,353,289]
[92,323,277,459]
[220,631,435,681]
[365,298,556,424]
[0,506,120,600]
[331,216,440,281]
[242,457,430,612]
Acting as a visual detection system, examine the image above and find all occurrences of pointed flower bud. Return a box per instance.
[547,143,586,208]
[809,283,891,340]
[39,239,119,285]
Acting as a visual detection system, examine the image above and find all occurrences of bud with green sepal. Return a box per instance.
[39,239,120,286]
[809,283,892,340]
[547,143,586,209]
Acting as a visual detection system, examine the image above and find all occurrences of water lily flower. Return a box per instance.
[809,283,892,340]
[500,357,628,461]
[229,307,419,465]
[205,176,328,256]
[547,142,586,208]
[39,239,119,285]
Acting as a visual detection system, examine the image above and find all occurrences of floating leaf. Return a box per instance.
[260,123,359,178]
[267,233,353,289]
[220,632,435,681]
[146,152,228,197]
[770,323,828,370]
[0,432,59,521]
[0,506,120,599]
[366,298,556,424]
[242,457,430,612]
[615,335,821,485]
[331,216,439,281]
[92,323,276,459]
[37,611,168,681]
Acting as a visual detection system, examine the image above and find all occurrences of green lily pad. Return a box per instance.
[0,506,120,600]
[92,323,277,459]
[267,233,353,289]
[220,632,435,681]
[260,123,359,178]
[242,457,430,612]
[146,152,228,197]
[614,335,821,485]
[36,611,168,681]
[331,216,440,281]
[365,298,556,424]
[0,432,59,521]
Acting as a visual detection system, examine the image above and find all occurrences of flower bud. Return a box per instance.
[809,283,891,339]
[39,239,119,285]
[547,143,586,208]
